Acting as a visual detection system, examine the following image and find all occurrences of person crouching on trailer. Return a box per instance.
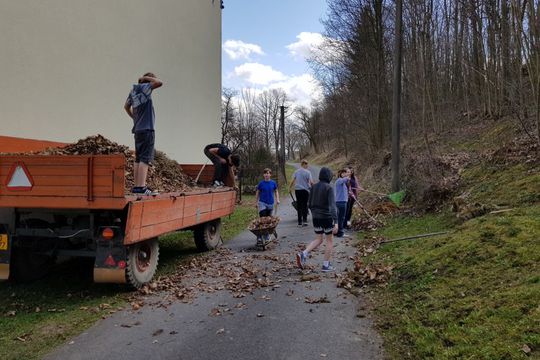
[255,168,280,244]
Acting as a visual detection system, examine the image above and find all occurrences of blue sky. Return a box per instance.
[222,0,328,106]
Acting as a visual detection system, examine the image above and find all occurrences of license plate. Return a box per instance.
[0,234,8,251]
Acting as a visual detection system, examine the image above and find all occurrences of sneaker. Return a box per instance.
[212,180,223,187]
[296,252,307,269]
[302,222,309,227]
[321,264,335,272]
[133,186,158,195]
[297,223,303,227]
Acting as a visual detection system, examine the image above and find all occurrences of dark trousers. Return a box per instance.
[204,145,229,182]
[345,197,354,225]
[336,201,348,236]
[259,209,272,217]
[295,190,309,225]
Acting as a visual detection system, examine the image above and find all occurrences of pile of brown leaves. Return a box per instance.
[401,151,473,210]
[248,216,280,231]
[338,261,393,289]
[338,235,392,290]
[36,134,193,193]
[366,200,399,216]
[350,216,383,231]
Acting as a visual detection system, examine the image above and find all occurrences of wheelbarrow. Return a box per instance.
[249,224,279,250]
[248,206,280,250]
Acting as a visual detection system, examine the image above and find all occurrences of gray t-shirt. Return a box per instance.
[126,83,155,133]
[293,167,313,191]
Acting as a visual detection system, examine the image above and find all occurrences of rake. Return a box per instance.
[353,188,406,207]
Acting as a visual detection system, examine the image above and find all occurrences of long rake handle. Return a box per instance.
[352,195,377,222]
[195,160,209,183]
[351,187,386,196]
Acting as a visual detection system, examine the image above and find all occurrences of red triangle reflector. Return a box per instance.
[104,255,116,267]
[6,162,34,191]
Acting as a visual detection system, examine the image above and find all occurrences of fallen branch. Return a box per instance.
[489,208,514,215]
[382,231,448,244]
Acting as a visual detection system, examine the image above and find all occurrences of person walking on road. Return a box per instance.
[124,72,163,195]
[289,159,314,227]
[335,168,351,237]
[296,167,338,272]
[255,168,280,244]
[203,143,240,187]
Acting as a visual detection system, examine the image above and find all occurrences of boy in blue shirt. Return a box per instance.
[255,168,280,244]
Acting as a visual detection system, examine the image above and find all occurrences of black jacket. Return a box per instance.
[308,167,338,222]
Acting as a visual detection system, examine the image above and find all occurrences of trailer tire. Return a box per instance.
[194,219,223,252]
[126,238,159,289]
[11,248,55,282]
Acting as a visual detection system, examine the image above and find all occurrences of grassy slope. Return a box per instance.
[0,201,256,360]
[362,128,540,358]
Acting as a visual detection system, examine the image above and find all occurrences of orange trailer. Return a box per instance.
[0,154,235,288]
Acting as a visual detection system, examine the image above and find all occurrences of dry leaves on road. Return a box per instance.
[305,295,331,304]
[129,248,295,309]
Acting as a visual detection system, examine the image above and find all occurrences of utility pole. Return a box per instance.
[391,0,403,192]
[279,105,287,185]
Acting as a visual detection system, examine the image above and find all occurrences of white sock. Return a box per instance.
[323,261,329,267]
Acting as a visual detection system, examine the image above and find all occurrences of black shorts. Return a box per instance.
[313,218,334,235]
[134,131,155,164]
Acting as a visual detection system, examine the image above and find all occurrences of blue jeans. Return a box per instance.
[336,201,347,236]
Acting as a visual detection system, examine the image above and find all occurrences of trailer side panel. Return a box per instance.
[124,189,235,245]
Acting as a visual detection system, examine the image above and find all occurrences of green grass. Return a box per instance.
[363,152,540,358]
[461,163,540,207]
[365,206,540,359]
[372,211,456,240]
[0,200,256,360]
[0,262,127,360]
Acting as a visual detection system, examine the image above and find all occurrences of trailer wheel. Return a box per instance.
[11,247,55,282]
[194,219,223,251]
[126,238,159,289]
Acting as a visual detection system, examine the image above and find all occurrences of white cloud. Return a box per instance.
[233,63,287,85]
[286,32,325,61]
[267,73,323,107]
[223,40,265,60]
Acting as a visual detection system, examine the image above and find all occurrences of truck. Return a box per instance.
[0,146,235,288]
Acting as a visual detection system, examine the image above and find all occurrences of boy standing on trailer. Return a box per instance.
[203,143,241,187]
[124,72,163,195]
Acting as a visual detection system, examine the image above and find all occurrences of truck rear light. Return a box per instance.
[102,227,114,240]
[117,260,126,269]
[104,255,116,267]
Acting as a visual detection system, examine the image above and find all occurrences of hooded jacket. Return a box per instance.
[308,167,338,222]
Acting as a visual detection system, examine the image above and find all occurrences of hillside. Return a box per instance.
[312,118,540,359]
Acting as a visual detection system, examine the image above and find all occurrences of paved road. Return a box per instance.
[45,168,383,360]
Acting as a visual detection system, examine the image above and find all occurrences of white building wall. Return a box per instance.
[0,0,222,163]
